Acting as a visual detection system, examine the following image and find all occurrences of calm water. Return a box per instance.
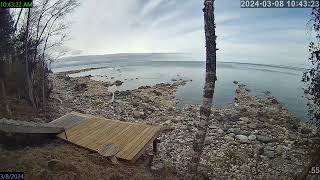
[52,53,308,121]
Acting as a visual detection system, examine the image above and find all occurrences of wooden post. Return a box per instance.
[64,130,68,140]
[153,139,160,154]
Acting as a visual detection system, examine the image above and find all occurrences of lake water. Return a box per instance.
[52,53,309,121]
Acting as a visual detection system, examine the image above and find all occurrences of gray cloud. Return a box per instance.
[64,0,310,66]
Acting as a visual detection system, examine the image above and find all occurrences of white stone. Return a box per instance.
[248,135,256,141]
[235,135,249,143]
[217,129,224,134]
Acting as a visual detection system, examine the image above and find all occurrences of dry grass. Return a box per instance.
[0,139,157,180]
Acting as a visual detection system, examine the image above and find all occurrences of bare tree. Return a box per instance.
[18,0,79,108]
[24,8,37,109]
[31,0,79,106]
[188,0,217,178]
[14,8,23,32]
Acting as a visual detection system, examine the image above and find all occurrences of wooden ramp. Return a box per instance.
[0,118,64,134]
[50,112,161,162]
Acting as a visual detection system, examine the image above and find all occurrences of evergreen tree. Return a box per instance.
[0,8,14,59]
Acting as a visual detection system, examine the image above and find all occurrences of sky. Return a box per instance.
[65,0,311,66]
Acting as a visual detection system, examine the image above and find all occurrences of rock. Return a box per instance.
[205,137,214,145]
[239,117,250,122]
[247,123,257,129]
[235,135,249,143]
[114,80,123,86]
[151,162,165,172]
[64,76,71,81]
[133,111,145,119]
[289,134,298,140]
[264,150,275,158]
[224,135,234,142]
[239,130,251,136]
[209,125,218,129]
[152,90,162,96]
[227,112,240,122]
[103,82,110,87]
[264,146,275,151]
[233,128,241,135]
[74,83,87,91]
[255,146,264,156]
[248,135,256,141]
[270,97,279,104]
[164,120,171,124]
[256,135,272,143]
[138,85,151,89]
[233,81,239,84]
[217,129,224,134]
[301,127,312,134]
[275,145,284,155]
[118,90,131,96]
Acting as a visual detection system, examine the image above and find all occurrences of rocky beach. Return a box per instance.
[0,69,319,179]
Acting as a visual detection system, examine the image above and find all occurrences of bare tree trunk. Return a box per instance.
[24,8,37,110]
[188,0,217,179]
[14,8,23,32]
[1,80,11,116]
[41,33,50,106]
[42,61,46,106]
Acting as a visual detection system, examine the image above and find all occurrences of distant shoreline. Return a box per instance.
[54,66,109,75]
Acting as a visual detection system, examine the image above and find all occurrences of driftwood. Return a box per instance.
[53,97,63,104]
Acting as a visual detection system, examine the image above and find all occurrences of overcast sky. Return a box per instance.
[65,0,311,66]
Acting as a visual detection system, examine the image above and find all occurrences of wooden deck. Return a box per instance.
[50,112,161,162]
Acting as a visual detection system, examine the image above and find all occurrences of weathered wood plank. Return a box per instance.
[0,118,64,134]
[129,127,161,161]
[125,127,158,160]
[116,127,152,158]
[49,112,89,130]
